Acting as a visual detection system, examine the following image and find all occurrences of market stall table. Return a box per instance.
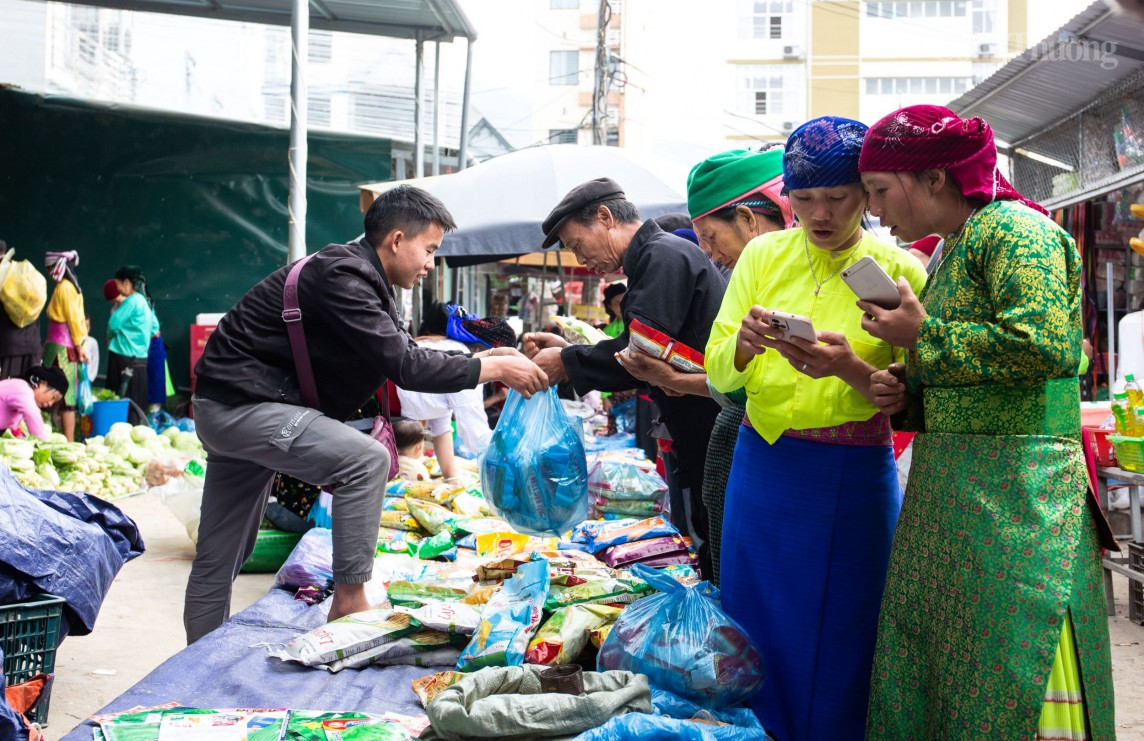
[1094,465,1144,615]
[59,588,436,739]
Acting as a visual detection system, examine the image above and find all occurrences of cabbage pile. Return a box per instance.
[0,422,206,500]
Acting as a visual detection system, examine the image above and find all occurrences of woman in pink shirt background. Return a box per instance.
[0,365,69,440]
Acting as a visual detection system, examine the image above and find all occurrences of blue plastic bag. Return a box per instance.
[597,564,764,710]
[480,389,589,536]
[575,713,768,741]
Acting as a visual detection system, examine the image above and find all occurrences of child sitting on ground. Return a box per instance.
[394,418,431,481]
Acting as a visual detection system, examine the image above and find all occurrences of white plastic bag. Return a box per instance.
[154,474,205,543]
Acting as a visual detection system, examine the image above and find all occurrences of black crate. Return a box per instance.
[0,594,64,726]
[1130,542,1144,627]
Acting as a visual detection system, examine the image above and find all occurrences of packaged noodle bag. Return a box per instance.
[267,610,417,669]
[412,671,466,708]
[457,558,549,671]
[525,604,622,666]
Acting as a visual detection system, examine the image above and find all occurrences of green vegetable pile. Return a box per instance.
[0,422,206,500]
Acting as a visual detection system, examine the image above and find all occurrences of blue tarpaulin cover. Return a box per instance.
[60,589,434,739]
[0,468,145,637]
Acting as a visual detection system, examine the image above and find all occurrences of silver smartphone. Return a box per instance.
[767,311,817,344]
[841,255,900,309]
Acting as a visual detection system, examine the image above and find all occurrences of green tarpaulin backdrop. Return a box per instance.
[0,87,391,395]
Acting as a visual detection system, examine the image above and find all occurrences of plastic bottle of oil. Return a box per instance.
[1112,391,1137,435]
[1127,374,1144,410]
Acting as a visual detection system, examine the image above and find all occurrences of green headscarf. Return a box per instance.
[686,148,791,226]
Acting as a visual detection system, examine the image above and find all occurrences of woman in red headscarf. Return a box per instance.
[857,105,1116,740]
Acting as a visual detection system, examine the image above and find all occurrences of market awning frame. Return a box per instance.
[27,0,478,263]
[948,1,1144,210]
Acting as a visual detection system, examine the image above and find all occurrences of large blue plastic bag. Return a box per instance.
[457,557,549,671]
[480,389,589,536]
[597,564,764,709]
[574,713,768,741]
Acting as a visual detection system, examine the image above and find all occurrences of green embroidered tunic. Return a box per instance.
[866,200,1116,739]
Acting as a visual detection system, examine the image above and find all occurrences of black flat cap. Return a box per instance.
[541,177,626,248]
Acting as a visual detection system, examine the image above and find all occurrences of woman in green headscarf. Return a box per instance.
[616,147,792,584]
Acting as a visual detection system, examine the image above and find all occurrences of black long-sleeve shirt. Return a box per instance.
[561,220,726,484]
[195,238,479,421]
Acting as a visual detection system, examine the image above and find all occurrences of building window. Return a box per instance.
[264,96,286,125]
[550,0,579,7]
[866,1,966,18]
[549,50,579,85]
[748,1,793,40]
[865,76,970,95]
[606,128,619,147]
[549,128,578,144]
[309,94,331,126]
[972,0,996,34]
[309,32,332,63]
[104,24,120,53]
[741,65,791,117]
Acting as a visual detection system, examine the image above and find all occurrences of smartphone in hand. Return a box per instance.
[767,311,817,344]
[841,256,900,309]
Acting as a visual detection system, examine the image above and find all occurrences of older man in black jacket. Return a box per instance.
[187,185,546,643]
[524,178,725,578]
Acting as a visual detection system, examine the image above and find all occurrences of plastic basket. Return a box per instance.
[1130,542,1144,627]
[1109,435,1144,472]
[240,529,303,573]
[1084,427,1117,467]
[0,594,65,726]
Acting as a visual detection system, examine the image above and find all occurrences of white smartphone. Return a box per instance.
[841,255,900,309]
[767,311,817,344]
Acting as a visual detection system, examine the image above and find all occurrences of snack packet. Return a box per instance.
[405,481,463,506]
[382,497,410,512]
[457,558,549,671]
[412,671,466,708]
[395,602,483,635]
[450,491,491,518]
[544,576,653,611]
[586,516,680,553]
[598,535,689,568]
[326,628,463,672]
[414,530,455,559]
[381,512,423,532]
[627,318,705,373]
[592,495,666,517]
[525,604,623,665]
[406,499,461,536]
[386,581,469,608]
[267,610,417,669]
[475,531,532,558]
[550,314,610,345]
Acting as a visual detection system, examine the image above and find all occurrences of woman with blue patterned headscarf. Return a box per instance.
[704,116,928,740]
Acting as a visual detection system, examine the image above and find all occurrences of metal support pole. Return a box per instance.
[432,41,441,176]
[286,0,309,262]
[457,38,473,171]
[1108,262,1117,386]
[414,36,425,179]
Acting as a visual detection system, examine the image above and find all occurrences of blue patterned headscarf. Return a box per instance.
[782,116,869,192]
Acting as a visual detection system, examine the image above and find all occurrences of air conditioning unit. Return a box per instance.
[977,42,998,58]
[781,121,797,133]
[783,44,803,59]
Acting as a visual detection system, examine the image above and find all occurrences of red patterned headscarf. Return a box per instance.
[859,105,1047,216]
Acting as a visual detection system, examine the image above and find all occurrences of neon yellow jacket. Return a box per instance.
[705,228,927,443]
